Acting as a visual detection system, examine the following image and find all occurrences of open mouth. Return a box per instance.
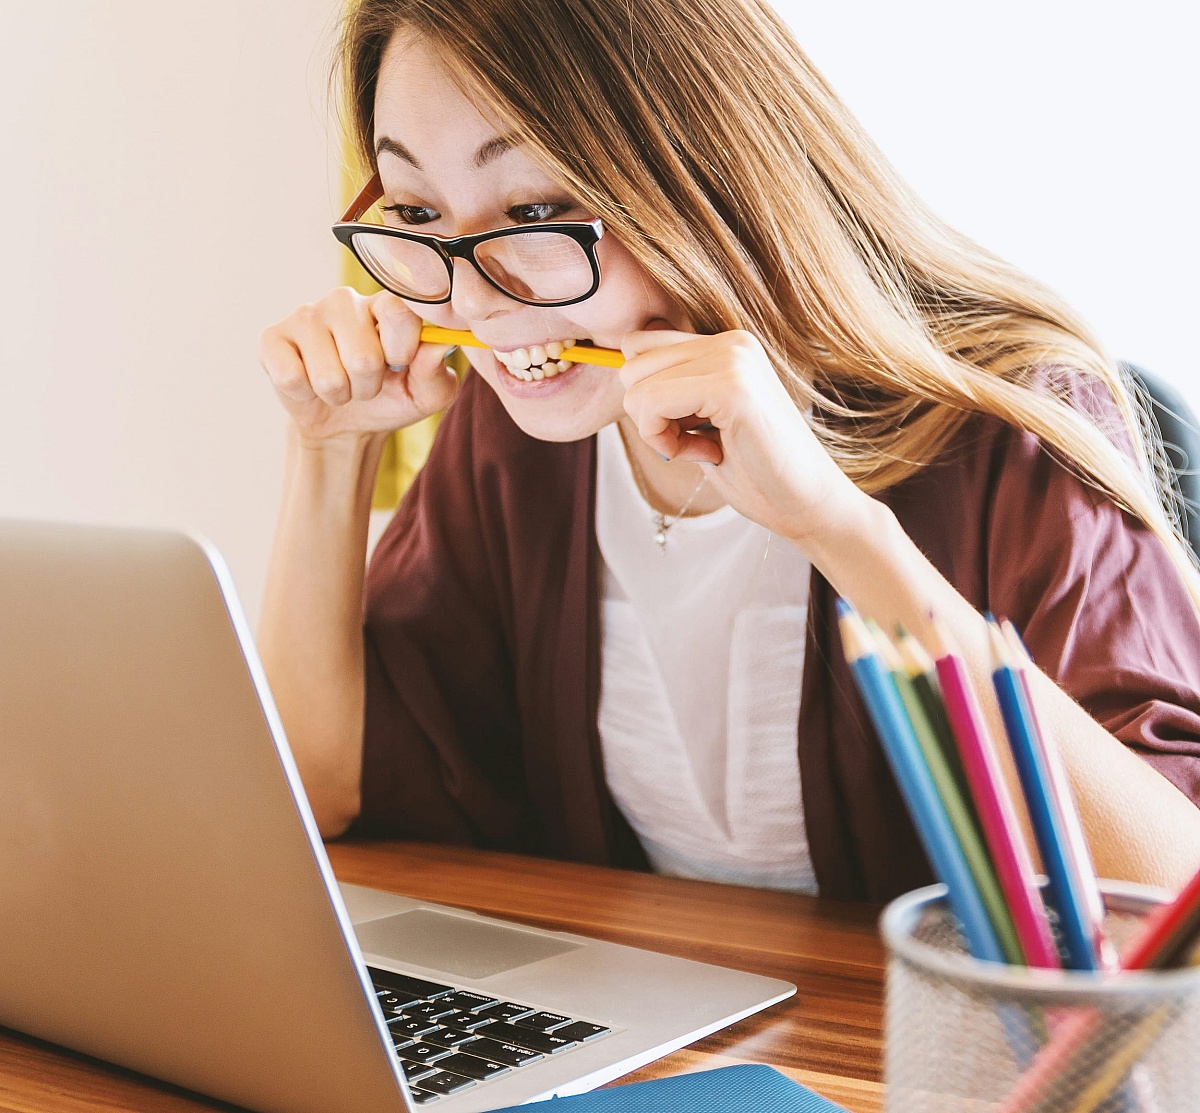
[493,339,592,382]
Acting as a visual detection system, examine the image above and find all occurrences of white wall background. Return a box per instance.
[1,1,1196,623]
[776,0,1199,388]
[0,0,343,620]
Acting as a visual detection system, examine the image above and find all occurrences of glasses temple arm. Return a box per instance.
[339,172,384,223]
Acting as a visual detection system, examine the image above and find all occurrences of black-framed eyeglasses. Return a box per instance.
[333,173,605,308]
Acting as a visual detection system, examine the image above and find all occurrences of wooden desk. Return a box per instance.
[0,842,886,1113]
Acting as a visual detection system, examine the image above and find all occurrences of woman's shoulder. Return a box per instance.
[881,364,1166,617]
[892,364,1139,508]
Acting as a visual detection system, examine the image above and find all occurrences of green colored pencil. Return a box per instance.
[895,629,982,836]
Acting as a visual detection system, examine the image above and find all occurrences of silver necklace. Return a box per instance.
[618,426,709,555]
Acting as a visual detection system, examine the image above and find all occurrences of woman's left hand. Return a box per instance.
[620,326,868,548]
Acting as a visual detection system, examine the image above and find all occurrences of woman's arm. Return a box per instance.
[619,327,1200,890]
[805,497,1200,890]
[258,430,387,837]
[256,287,457,836]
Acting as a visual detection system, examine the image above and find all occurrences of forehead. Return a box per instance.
[374,33,509,162]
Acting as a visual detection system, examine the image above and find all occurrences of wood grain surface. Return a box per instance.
[0,841,886,1113]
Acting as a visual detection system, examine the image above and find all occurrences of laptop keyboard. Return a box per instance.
[368,966,612,1105]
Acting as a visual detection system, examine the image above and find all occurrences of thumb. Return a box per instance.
[370,292,423,369]
[403,341,459,416]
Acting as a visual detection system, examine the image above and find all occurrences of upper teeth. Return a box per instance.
[495,339,577,382]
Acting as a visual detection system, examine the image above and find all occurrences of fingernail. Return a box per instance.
[387,363,407,372]
[700,462,717,468]
[657,452,670,462]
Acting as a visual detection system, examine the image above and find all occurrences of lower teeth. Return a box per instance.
[505,359,574,383]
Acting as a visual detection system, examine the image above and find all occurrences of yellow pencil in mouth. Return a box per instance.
[418,325,625,368]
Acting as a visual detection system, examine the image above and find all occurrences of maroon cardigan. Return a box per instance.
[354,372,1200,901]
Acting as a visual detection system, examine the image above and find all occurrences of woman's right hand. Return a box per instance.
[258,286,458,442]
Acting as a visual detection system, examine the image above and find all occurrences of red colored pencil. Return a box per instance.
[997,860,1200,1112]
[1123,866,1200,970]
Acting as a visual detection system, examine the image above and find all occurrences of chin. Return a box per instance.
[475,351,621,444]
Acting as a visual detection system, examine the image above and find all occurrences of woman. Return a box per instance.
[258,0,1200,901]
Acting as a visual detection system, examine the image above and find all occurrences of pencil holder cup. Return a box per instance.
[880,881,1200,1113]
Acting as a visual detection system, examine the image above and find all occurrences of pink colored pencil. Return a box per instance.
[929,616,1060,969]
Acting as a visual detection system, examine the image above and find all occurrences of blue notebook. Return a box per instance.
[489,1064,848,1112]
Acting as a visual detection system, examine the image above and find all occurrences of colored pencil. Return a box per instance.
[929,616,1060,970]
[876,624,1025,965]
[418,325,625,368]
[837,602,1004,962]
[1122,863,1200,971]
[990,696,1200,1113]
[1000,620,1118,971]
[989,619,1100,971]
[997,885,1200,1113]
[1061,1009,1168,1113]
[895,629,979,827]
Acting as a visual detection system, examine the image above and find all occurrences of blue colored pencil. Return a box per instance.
[987,619,1100,971]
[838,601,1004,963]
[1001,620,1118,971]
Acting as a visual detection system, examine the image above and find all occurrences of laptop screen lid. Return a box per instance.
[0,521,412,1113]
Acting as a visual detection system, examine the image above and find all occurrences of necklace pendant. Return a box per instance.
[652,514,668,554]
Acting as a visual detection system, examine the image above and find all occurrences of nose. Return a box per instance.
[448,256,518,321]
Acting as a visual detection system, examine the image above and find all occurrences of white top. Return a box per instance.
[594,422,818,893]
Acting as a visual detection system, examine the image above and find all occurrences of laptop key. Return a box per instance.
[367,967,455,1000]
[515,1010,573,1032]
[402,1001,459,1021]
[399,1059,438,1082]
[444,1011,496,1031]
[407,1091,440,1105]
[435,1053,511,1081]
[398,1043,452,1065]
[431,1008,480,1029]
[554,1021,611,1042]
[378,992,422,1016]
[386,1028,417,1050]
[389,1018,439,1038]
[442,991,497,1012]
[423,1027,480,1050]
[473,1022,576,1054]
[414,1071,476,1095]
[464,1037,544,1067]
[475,1001,536,1023]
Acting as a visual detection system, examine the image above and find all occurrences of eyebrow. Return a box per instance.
[374,133,518,171]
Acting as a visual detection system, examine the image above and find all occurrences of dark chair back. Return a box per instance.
[1120,361,1200,560]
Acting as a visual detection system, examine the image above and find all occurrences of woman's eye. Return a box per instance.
[507,202,572,224]
[381,204,440,225]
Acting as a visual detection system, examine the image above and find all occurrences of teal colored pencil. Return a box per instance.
[870,622,1025,966]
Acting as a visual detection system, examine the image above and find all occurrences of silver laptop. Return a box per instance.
[0,520,793,1113]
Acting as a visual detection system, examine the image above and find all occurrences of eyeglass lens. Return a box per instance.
[349,230,595,305]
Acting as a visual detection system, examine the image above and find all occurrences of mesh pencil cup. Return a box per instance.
[880,881,1200,1113]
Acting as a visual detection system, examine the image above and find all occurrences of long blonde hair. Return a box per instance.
[336,0,1199,603]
